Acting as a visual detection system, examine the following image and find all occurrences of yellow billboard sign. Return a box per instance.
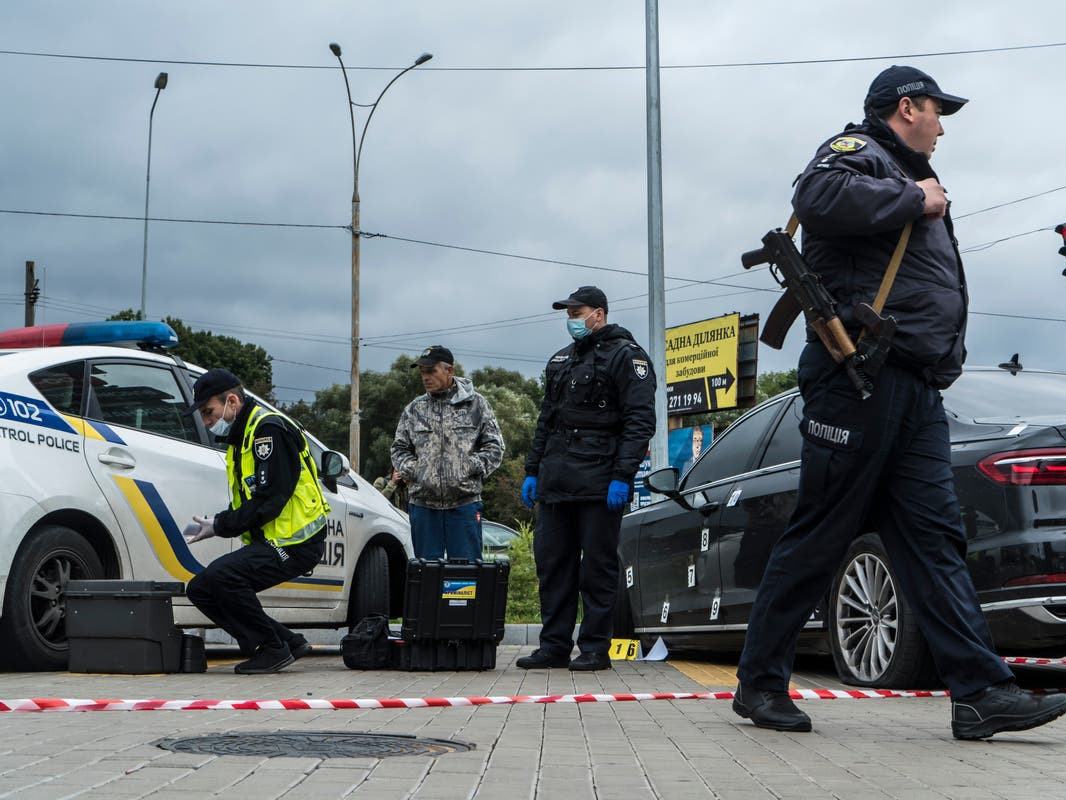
[665,313,739,413]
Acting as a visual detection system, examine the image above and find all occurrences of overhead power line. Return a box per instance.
[1,41,1064,71]
[0,207,773,292]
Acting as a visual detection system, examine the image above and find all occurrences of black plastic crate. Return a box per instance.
[400,559,508,643]
[405,638,497,671]
[66,580,184,674]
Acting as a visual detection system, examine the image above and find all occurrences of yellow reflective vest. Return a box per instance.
[225,405,329,546]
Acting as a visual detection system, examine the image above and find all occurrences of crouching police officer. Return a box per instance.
[182,369,328,674]
[518,286,656,671]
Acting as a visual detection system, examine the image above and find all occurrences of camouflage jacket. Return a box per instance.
[390,377,505,510]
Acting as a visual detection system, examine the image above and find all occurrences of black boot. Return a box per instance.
[516,648,571,669]
[288,634,313,660]
[569,652,611,671]
[952,681,1066,740]
[732,683,812,732]
[234,643,294,675]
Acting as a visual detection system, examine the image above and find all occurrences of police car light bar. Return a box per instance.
[0,321,179,350]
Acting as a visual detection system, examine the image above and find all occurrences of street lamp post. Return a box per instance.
[329,44,432,471]
[140,71,168,320]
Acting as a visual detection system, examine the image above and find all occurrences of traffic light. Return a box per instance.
[1057,223,1066,276]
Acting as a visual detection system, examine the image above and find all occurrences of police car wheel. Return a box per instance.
[0,525,104,671]
[348,543,389,629]
[828,533,940,689]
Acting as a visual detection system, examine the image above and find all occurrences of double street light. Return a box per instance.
[140,71,169,320]
[329,43,432,471]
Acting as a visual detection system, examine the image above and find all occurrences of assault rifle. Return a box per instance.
[742,228,895,399]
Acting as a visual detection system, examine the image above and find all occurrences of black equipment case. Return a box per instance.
[66,580,185,674]
[399,559,509,671]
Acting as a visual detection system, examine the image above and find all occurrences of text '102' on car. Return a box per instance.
[0,321,413,670]
[615,362,1066,688]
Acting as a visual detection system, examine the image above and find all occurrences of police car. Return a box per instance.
[0,320,413,670]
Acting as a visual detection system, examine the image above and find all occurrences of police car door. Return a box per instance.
[255,432,349,615]
[80,359,231,612]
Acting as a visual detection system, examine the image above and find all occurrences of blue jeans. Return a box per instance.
[408,502,483,561]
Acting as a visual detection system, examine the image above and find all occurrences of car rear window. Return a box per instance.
[29,361,85,415]
[945,371,1066,420]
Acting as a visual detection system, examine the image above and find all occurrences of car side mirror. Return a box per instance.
[321,450,345,480]
[646,466,704,513]
[645,467,679,495]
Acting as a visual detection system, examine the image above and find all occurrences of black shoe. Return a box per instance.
[952,681,1066,740]
[234,643,294,675]
[732,683,812,732]
[288,634,313,660]
[569,652,612,671]
[516,649,571,669]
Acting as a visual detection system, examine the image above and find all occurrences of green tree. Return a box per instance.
[284,383,350,453]
[109,310,274,400]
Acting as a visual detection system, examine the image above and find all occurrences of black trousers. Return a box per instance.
[187,530,326,655]
[737,343,1012,697]
[534,500,623,657]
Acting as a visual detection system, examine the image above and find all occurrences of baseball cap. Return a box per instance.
[411,345,454,367]
[864,65,968,116]
[184,368,242,415]
[552,285,608,312]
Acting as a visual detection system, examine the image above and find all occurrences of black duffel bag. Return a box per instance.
[341,613,392,669]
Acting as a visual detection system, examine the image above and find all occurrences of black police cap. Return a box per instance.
[864,65,968,116]
[552,285,608,313]
[184,368,242,415]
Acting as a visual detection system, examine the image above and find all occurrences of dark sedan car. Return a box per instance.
[616,366,1066,688]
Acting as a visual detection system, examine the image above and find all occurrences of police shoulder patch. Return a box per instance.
[632,359,649,380]
[550,354,569,363]
[829,136,867,154]
[253,436,274,460]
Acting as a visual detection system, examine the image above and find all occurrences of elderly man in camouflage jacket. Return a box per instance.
[391,345,505,560]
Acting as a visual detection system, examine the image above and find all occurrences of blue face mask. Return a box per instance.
[567,313,593,340]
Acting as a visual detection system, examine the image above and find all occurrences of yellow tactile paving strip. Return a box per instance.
[669,660,739,689]
[670,659,809,691]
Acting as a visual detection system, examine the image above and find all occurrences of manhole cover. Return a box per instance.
[154,731,475,758]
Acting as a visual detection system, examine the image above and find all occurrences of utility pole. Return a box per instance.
[24,261,39,327]
[644,0,668,470]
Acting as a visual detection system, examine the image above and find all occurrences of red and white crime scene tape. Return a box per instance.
[0,689,957,713]
[3,657,1063,713]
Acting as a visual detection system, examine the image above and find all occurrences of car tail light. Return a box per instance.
[976,449,1066,486]
[1004,574,1066,587]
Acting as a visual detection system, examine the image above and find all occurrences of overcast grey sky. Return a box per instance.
[2,2,1064,405]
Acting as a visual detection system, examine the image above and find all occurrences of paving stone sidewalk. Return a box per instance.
[0,646,1064,799]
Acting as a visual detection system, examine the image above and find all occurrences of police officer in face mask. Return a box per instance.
[518,286,656,671]
[182,369,329,675]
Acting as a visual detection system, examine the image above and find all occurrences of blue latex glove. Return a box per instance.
[521,476,538,508]
[607,480,630,511]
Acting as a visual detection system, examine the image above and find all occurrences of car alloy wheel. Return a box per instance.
[834,550,898,682]
[828,533,940,688]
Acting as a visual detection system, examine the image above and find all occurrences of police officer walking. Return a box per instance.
[734,66,1066,739]
[182,369,329,674]
[518,286,655,671]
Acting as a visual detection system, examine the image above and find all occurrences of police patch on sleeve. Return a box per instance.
[632,359,649,380]
[253,436,274,460]
[829,136,867,153]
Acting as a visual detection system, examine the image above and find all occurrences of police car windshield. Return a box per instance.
[945,370,1066,421]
